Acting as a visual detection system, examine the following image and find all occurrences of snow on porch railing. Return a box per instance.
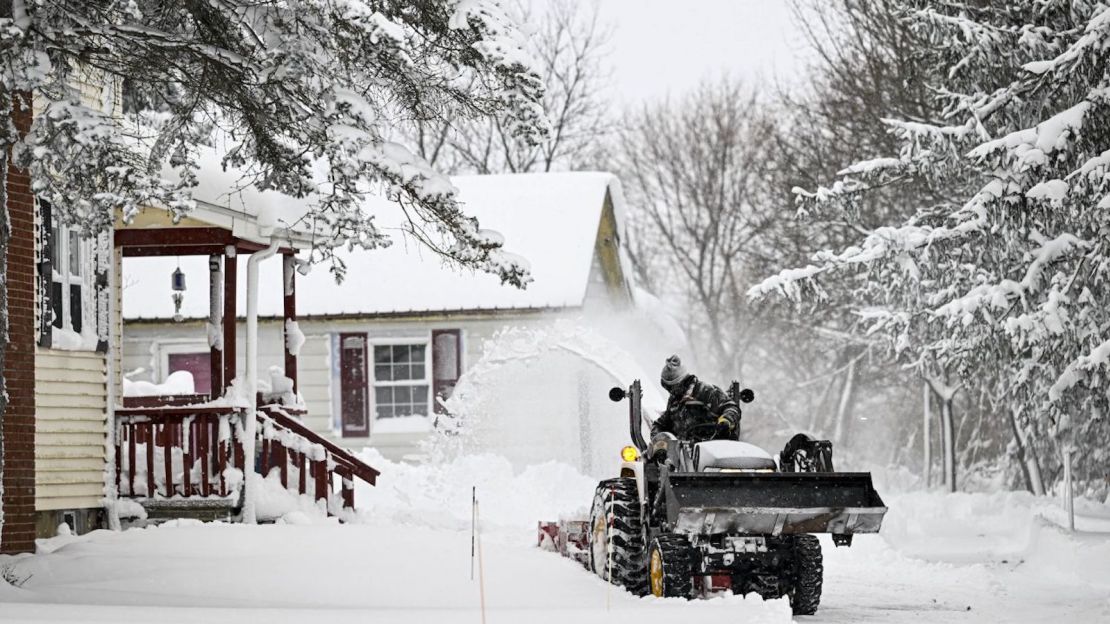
[115,403,379,514]
[257,404,380,510]
[116,405,240,500]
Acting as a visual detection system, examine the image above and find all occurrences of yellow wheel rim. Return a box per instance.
[649,547,664,597]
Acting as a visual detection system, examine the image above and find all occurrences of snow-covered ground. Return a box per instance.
[2,451,1108,623]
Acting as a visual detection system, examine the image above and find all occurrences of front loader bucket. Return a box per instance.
[665,472,887,536]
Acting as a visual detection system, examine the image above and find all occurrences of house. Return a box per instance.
[120,172,646,463]
[1,76,120,554]
[109,157,381,526]
[0,77,379,554]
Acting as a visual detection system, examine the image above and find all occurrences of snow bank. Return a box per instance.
[0,520,794,624]
[250,472,332,525]
[371,414,432,434]
[122,370,195,397]
[354,449,597,542]
[882,490,1110,566]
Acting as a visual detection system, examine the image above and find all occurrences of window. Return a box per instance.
[50,222,92,336]
[153,342,210,395]
[167,352,212,395]
[372,343,430,419]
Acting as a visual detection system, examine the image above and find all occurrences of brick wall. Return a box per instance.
[1,96,36,554]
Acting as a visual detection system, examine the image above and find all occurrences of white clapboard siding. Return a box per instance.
[121,313,565,462]
[35,348,108,511]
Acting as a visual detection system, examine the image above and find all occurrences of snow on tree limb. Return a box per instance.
[0,0,549,286]
[755,1,1110,482]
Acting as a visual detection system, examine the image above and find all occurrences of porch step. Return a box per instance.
[140,497,238,523]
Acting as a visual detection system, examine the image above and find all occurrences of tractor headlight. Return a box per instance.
[620,446,639,462]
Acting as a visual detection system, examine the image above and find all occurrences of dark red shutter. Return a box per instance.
[339,333,369,436]
[431,329,462,414]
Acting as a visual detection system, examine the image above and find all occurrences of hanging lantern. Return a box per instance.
[171,266,186,322]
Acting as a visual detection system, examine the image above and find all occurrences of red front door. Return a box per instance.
[339,334,369,437]
[167,352,212,395]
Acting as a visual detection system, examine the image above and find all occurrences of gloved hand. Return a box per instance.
[715,416,733,438]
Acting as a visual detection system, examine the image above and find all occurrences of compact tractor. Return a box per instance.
[539,380,887,616]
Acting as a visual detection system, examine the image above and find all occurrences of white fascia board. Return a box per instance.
[191,201,314,249]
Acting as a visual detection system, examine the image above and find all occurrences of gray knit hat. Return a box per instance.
[660,354,688,388]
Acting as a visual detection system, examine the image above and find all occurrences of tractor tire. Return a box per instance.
[588,478,647,595]
[789,535,823,615]
[647,535,695,598]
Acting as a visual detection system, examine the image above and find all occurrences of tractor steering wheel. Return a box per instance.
[684,421,725,442]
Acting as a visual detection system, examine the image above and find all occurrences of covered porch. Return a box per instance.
[113,212,377,520]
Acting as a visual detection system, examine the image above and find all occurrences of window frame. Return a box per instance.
[154,340,211,384]
[49,221,94,339]
[368,336,432,420]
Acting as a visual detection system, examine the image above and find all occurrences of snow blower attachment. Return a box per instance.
[539,379,888,616]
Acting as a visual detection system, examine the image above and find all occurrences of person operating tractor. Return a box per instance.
[650,354,741,442]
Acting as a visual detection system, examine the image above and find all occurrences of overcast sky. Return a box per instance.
[591,0,809,105]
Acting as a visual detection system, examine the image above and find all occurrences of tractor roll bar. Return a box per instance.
[609,380,649,452]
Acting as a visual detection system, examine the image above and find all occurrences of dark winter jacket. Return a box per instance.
[650,376,741,441]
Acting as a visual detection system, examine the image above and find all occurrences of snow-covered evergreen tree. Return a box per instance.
[752,0,1110,496]
[0,0,547,284]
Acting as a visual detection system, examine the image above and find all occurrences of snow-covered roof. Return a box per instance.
[123,172,626,320]
[152,140,322,247]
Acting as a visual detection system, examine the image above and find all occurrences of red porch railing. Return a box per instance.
[115,403,379,516]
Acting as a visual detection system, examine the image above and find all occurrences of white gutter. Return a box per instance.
[241,238,281,525]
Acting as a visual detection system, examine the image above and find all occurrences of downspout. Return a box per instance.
[104,245,121,531]
[241,238,280,525]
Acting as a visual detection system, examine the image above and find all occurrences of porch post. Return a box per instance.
[282,254,298,394]
[222,246,237,394]
[209,254,223,396]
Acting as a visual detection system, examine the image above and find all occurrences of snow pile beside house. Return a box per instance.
[354,448,597,541]
[122,370,195,396]
[250,472,332,525]
[370,415,432,434]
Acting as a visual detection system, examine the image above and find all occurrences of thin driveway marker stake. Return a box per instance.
[476,491,487,624]
[471,486,476,580]
[1063,448,1075,532]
